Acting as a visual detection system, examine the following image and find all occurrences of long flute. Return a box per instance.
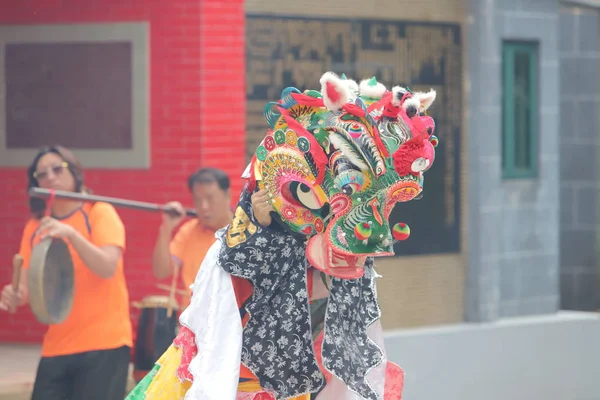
[29,187,197,217]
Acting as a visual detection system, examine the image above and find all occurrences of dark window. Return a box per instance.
[501,41,539,178]
[5,42,132,150]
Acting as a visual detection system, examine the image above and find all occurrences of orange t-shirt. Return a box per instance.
[169,219,217,306]
[19,202,133,357]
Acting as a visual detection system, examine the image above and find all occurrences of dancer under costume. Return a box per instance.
[126,71,439,400]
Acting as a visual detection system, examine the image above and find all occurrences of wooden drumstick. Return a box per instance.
[155,284,188,296]
[10,254,23,314]
[167,262,180,318]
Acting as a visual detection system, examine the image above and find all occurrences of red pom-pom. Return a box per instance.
[392,223,410,241]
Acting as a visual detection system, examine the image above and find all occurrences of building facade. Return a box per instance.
[0,0,599,398]
[245,0,468,330]
[466,0,562,322]
[559,1,600,312]
[0,0,247,343]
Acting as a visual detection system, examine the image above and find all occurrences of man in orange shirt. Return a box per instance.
[0,146,132,400]
[152,167,234,305]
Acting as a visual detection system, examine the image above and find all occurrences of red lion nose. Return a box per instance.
[392,133,435,177]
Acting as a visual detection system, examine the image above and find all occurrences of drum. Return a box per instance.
[28,237,74,324]
[132,295,180,383]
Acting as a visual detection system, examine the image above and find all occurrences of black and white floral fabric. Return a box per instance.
[219,226,324,399]
[217,190,384,399]
[324,262,384,400]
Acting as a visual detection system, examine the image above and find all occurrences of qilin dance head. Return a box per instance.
[247,72,438,279]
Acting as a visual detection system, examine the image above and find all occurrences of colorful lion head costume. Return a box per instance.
[247,72,438,279]
[124,72,441,400]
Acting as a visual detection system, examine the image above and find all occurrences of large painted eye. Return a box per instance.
[296,183,318,208]
[334,170,365,196]
[341,182,361,196]
[285,181,323,210]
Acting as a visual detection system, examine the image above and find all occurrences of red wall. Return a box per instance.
[0,0,246,343]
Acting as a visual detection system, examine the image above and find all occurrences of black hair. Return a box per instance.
[27,145,87,219]
[187,167,230,192]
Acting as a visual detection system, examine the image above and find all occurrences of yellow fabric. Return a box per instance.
[144,345,192,399]
[237,379,263,392]
[237,380,309,399]
[143,344,311,400]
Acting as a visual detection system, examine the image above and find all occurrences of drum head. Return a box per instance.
[28,237,74,325]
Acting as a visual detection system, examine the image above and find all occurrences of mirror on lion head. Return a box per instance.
[247,71,438,279]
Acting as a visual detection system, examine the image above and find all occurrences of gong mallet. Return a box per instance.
[29,188,197,217]
[166,261,180,318]
[10,254,23,314]
[156,284,188,296]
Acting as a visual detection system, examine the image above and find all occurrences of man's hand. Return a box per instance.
[251,190,274,227]
[161,201,186,232]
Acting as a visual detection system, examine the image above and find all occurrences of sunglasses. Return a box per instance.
[33,162,69,181]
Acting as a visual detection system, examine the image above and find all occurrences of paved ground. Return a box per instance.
[0,344,136,400]
[0,344,38,400]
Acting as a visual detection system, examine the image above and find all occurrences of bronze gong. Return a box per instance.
[28,237,74,324]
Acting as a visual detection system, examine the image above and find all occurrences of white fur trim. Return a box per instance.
[413,89,437,111]
[319,72,350,111]
[344,79,359,97]
[359,79,387,99]
[402,97,421,113]
[391,86,409,107]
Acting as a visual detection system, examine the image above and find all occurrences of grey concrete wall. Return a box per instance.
[466,0,561,321]
[559,4,600,311]
[384,312,600,400]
